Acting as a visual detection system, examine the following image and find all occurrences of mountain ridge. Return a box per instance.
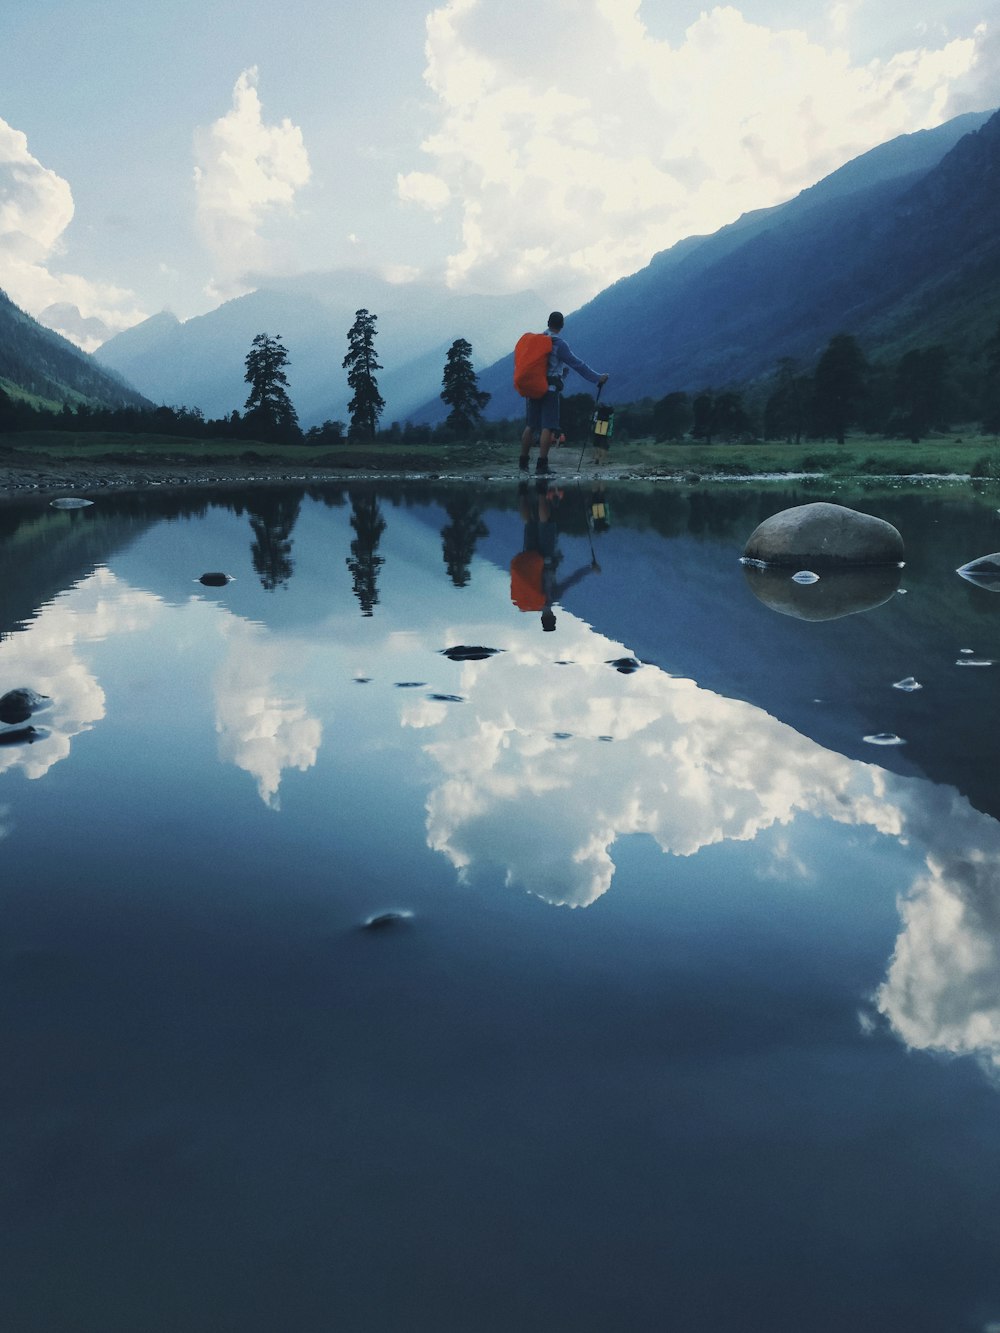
[460,108,999,422]
[0,289,151,412]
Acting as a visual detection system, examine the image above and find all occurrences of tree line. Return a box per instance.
[0,307,493,446]
[2,316,999,447]
[627,326,1000,446]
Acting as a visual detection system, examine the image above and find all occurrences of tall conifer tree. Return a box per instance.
[343,309,385,440]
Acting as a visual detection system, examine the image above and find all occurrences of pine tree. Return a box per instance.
[813,333,867,444]
[440,338,490,437]
[243,333,299,443]
[343,309,385,440]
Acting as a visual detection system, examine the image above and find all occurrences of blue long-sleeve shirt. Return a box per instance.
[548,334,601,390]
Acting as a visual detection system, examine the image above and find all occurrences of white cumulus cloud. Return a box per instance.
[0,117,147,348]
[194,67,312,292]
[403,0,984,305]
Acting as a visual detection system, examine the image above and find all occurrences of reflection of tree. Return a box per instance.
[247,492,302,591]
[346,494,387,616]
[441,498,488,587]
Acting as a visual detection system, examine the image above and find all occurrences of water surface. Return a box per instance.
[2,480,1000,1332]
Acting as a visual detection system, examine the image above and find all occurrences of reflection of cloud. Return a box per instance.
[0,568,162,780]
[408,1,981,304]
[0,117,146,346]
[214,618,322,808]
[876,784,1000,1076]
[0,802,11,843]
[407,619,902,908]
[397,605,1000,1082]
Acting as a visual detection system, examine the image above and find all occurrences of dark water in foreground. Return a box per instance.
[3,479,1000,1332]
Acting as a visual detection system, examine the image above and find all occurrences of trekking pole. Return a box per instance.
[577,382,603,472]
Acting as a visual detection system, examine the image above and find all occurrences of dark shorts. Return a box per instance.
[525,392,560,433]
[523,520,557,562]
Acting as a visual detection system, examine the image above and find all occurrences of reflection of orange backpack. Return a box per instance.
[510,551,545,610]
[513,333,552,398]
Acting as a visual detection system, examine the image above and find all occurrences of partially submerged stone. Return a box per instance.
[743,502,904,569]
[361,910,413,931]
[957,554,1000,591]
[0,688,51,725]
[49,497,93,510]
[198,572,233,587]
[440,645,502,661]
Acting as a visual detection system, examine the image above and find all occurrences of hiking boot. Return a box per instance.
[535,458,551,476]
[518,454,529,471]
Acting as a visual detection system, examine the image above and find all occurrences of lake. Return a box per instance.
[3,477,1000,1332]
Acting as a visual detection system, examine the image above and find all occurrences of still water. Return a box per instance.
[2,479,1000,1332]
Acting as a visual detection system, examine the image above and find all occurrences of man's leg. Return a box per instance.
[535,396,560,473]
[520,425,534,470]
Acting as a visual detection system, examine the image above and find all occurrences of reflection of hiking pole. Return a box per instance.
[577,382,603,471]
[574,478,599,567]
[585,506,597,564]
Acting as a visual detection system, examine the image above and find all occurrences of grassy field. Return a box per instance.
[1,428,999,478]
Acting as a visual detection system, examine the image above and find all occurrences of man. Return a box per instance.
[520,312,608,476]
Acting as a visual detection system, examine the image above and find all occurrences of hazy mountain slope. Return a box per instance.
[0,289,151,411]
[94,273,541,426]
[467,109,998,420]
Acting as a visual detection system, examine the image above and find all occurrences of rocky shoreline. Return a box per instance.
[0,451,649,498]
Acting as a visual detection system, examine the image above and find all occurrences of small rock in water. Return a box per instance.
[362,910,414,931]
[0,688,50,725]
[791,570,820,584]
[863,732,906,746]
[440,645,502,662]
[552,731,573,740]
[960,648,974,654]
[607,657,641,673]
[354,677,372,684]
[956,555,1000,591]
[198,572,232,586]
[955,658,994,667]
[892,677,923,692]
[49,497,93,510]
[428,693,464,703]
[394,681,426,689]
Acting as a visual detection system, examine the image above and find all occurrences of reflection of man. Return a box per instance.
[510,481,600,631]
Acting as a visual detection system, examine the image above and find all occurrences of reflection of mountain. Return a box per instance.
[0,500,159,638]
[466,483,1000,823]
[0,568,163,779]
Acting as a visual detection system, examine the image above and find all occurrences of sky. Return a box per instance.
[0,0,996,350]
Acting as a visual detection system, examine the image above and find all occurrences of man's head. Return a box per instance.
[547,311,564,333]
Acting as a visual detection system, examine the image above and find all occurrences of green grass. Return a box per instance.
[2,427,999,479]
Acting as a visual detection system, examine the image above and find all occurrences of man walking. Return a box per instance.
[520,312,608,476]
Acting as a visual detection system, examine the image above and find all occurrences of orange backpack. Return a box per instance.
[510,551,545,611]
[513,332,552,398]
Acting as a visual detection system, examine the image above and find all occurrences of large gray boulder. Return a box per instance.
[743,502,903,568]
